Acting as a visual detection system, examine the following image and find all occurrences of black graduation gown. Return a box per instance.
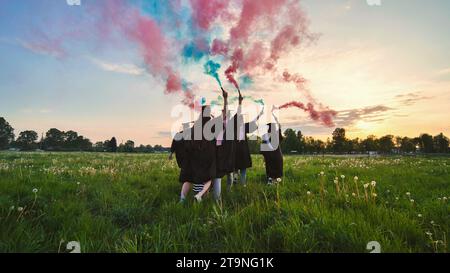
[233,115,257,171]
[214,115,236,178]
[261,128,284,179]
[171,131,193,183]
[189,119,217,184]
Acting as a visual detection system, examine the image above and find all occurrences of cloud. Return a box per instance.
[394,91,433,106]
[20,40,66,58]
[20,108,53,114]
[336,105,394,127]
[0,37,66,58]
[436,68,450,76]
[91,58,145,76]
[156,131,172,138]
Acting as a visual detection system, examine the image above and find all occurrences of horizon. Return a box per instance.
[1,0,449,146]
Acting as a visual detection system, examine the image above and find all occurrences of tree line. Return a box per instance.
[247,127,449,155]
[1,117,449,154]
[0,117,168,153]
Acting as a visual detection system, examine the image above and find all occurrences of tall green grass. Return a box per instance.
[0,152,448,253]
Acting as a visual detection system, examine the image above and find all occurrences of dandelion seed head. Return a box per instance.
[17,207,24,212]
[341,175,345,179]
[371,181,376,187]
[354,176,358,180]
[32,188,38,193]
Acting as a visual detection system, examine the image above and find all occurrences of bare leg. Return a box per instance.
[180,182,191,201]
[240,169,247,186]
[213,178,222,201]
[194,181,212,202]
[226,173,233,191]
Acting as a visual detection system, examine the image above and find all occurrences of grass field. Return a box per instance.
[0,152,448,253]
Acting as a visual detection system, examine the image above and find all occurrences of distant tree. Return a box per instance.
[304,136,316,154]
[76,136,93,151]
[93,141,105,152]
[63,130,79,150]
[145,145,155,153]
[433,133,449,153]
[325,138,333,153]
[352,138,363,153]
[378,135,395,153]
[0,117,15,150]
[332,128,346,154]
[109,137,118,152]
[419,133,434,153]
[313,139,326,154]
[15,130,38,151]
[154,144,164,152]
[296,131,305,153]
[282,129,299,154]
[123,140,135,153]
[362,135,378,152]
[400,137,416,153]
[42,128,65,151]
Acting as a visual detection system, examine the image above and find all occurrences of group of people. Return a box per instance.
[169,88,284,203]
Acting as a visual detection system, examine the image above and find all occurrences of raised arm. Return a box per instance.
[272,107,281,127]
[221,87,228,117]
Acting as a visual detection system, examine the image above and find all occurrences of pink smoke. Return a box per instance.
[282,71,307,92]
[96,0,197,108]
[278,101,337,127]
[211,39,229,56]
[225,48,244,91]
[190,0,231,30]
[230,0,287,43]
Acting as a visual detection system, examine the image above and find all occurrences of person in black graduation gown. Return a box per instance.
[230,95,264,188]
[189,105,216,202]
[169,124,194,203]
[212,88,236,201]
[261,107,284,185]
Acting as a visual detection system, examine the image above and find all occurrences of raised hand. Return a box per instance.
[221,87,228,99]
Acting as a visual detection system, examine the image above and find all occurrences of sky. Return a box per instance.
[0,0,449,146]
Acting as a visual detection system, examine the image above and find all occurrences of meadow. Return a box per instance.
[0,152,448,253]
